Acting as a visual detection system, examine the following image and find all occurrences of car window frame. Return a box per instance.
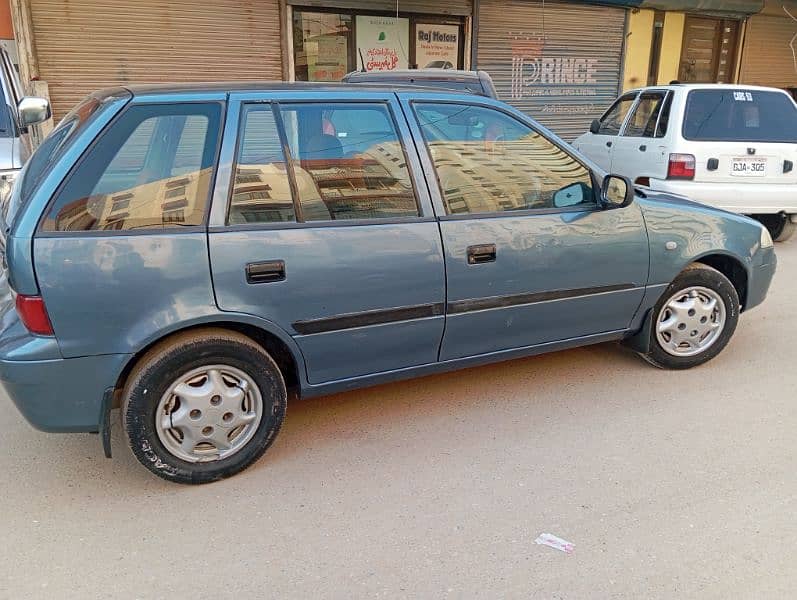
[410,98,601,220]
[620,90,669,139]
[36,100,226,238]
[219,98,429,231]
[598,92,639,137]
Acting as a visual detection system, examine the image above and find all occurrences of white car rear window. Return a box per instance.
[683,89,797,143]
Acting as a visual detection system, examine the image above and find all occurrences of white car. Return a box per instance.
[573,84,797,241]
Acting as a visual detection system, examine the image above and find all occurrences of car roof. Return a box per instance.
[624,83,791,94]
[116,81,476,96]
[343,69,483,82]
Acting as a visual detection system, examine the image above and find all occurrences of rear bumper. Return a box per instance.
[0,353,129,432]
[649,179,797,214]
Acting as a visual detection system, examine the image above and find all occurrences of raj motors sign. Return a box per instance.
[415,24,459,69]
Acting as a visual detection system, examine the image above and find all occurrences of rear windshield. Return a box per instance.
[683,89,797,143]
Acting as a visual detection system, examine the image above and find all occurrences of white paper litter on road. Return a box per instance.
[535,533,574,554]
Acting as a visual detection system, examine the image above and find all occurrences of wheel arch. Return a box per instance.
[690,252,749,310]
[111,315,307,408]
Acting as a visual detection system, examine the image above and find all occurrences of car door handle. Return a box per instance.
[639,144,647,152]
[246,260,285,284]
[467,244,497,265]
[606,141,613,148]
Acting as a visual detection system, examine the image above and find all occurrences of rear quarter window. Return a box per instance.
[41,102,222,232]
[682,89,797,143]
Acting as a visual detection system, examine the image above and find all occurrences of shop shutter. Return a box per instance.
[30,0,283,120]
[286,1,473,17]
[739,15,797,89]
[477,0,626,140]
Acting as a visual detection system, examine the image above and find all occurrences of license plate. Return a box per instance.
[731,157,767,177]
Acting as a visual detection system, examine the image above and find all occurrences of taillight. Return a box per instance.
[667,153,696,180]
[15,294,54,336]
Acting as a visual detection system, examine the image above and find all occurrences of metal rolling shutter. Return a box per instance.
[739,15,797,89]
[30,0,283,120]
[286,1,473,16]
[477,0,626,140]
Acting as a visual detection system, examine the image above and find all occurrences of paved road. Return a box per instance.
[1,243,795,600]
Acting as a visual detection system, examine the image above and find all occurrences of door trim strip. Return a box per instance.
[291,284,638,335]
[293,302,445,335]
[447,284,638,315]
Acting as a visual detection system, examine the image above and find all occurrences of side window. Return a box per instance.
[280,103,419,221]
[228,105,294,225]
[655,93,672,138]
[598,93,637,135]
[42,103,221,232]
[415,102,595,215]
[623,92,667,138]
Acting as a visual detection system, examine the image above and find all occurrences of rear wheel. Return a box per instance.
[122,329,286,484]
[641,264,739,370]
[754,213,795,242]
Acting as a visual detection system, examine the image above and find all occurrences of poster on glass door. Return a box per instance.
[355,15,409,71]
[415,24,459,69]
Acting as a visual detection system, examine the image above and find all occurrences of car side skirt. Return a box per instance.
[300,329,629,398]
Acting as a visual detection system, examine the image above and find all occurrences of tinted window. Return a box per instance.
[228,105,294,225]
[43,103,221,232]
[683,89,797,142]
[280,103,418,221]
[623,92,667,138]
[598,93,637,135]
[415,103,595,215]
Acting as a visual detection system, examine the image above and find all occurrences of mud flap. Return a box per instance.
[621,309,653,354]
[99,387,114,458]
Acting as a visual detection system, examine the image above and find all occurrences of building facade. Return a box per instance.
[7,0,797,142]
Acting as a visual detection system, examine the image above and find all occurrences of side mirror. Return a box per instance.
[601,174,634,209]
[589,119,601,134]
[17,96,51,127]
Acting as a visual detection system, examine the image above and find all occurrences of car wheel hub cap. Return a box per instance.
[656,286,726,358]
[155,365,263,463]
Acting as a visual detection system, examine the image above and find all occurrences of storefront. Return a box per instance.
[25,0,284,120]
[738,0,797,95]
[475,0,628,140]
[288,1,472,81]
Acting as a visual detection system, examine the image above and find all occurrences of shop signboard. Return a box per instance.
[355,15,410,71]
[308,35,348,81]
[415,23,460,69]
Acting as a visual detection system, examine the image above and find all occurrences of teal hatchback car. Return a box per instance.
[0,83,776,483]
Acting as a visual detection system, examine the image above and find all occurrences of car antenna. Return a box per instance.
[358,48,367,72]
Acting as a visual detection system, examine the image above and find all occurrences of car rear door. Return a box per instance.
[573,92,638,172]
[610,90,672,183]
[208,91,446,385]
[401,93,649,361]
[679,88,797,194]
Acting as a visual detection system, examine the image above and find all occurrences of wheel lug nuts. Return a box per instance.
[202,426,214,436]
[691,330,698,337]
[222,412,233,423]
[688,309,696,316]
[189,409,201,420]
[678,323,686,330]
[210,395,221,406]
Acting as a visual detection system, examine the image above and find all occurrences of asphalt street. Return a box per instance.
[1,241,795,599]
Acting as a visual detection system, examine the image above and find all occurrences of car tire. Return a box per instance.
[122,328,286,484]
[756,213,795,242]
[641,264,739,370]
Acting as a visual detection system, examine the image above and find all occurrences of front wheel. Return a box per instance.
[641,264,739,370]
[122,329,286,484]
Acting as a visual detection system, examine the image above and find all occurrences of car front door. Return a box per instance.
[610,90,671,183]
[574,92,638,172]
[209,92,446,384]
[401,94,650,361]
